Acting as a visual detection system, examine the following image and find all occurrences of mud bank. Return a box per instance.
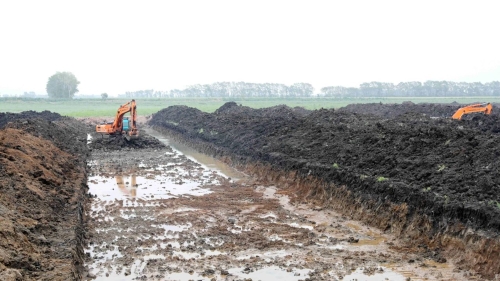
[149,102,500,279]
[0,113,90,281]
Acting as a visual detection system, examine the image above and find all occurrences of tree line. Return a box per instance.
[123,81,500,99]
[321,81,500,98]
[38,72,500,99]
[123,82,314,98]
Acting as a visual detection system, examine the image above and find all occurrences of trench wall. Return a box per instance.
[0,116,89,281]
[153,125,500,279]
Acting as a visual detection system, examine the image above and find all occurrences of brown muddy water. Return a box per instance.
[83,129,474,281]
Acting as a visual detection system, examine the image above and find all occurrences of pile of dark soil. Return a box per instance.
[337,102,500,136]
[150,103,500,229]
[338,102,500,134]
[338,101,500,119]
[0,112,89,280]
[0,110,62,128]
[89,129,166,151]
[214,101,311,117]
[4,117,91,161]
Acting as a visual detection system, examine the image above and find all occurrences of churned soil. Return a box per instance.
[82,116,165,151]
[338,101,500,118]
[149,101,500,278]
[0,113,89,281]
[338,101,500,134]
[88,131,166,151]
[0,111,62,129]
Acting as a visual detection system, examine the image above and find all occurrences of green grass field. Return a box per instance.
[1,97,499,117]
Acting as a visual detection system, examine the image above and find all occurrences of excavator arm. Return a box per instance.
[96,100,138,139]
[452,103,492,120]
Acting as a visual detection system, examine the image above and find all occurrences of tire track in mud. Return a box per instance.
[83,129,474,281]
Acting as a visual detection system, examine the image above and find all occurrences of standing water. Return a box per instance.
[84,128,465,280]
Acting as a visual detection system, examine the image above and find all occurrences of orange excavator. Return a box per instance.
[452,103,493,120]
[96,100,138,140]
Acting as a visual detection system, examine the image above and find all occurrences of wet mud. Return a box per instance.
[84,129,470,281]
[149,102,500,279]
[89,130,166,151]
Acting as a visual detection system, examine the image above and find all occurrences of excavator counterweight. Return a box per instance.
[96,100,138,140]
[452,103,492,120]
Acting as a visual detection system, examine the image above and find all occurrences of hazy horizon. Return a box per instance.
[1,0,499,97]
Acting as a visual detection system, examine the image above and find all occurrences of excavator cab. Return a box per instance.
[123,117,130,132]
[452,103,493,120]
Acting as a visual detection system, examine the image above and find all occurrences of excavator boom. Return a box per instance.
[96,100,138,139]
[452,103,492,120]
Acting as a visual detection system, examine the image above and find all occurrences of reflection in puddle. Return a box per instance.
[87,169,213,201]
[115,175,137,197]
[85,142,224,280]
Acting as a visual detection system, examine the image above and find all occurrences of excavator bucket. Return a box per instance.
[125,134,138,141]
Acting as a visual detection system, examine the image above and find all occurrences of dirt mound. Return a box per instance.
[5,117,91,160]
[338,102,500,135]
[89,130,166,151]
[214,101,239,114]
[215,102,310,117]
[463,114,500,134]
[0,110,62,129]
[338,102,459,118]
[0,114,89,280]
[150,103,306,153]
[149,102,500,278]
[152,103,500,229]
[338,101,500,119]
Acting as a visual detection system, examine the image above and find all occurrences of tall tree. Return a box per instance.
[46,72,80,99]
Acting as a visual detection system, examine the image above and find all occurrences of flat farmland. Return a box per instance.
[2,97,500,117]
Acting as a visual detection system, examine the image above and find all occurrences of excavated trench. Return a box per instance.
[83,127,473,281]
[1,102,499,280]
[149,102,500,280]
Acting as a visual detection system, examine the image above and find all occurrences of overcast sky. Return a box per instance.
[1,0,499,96]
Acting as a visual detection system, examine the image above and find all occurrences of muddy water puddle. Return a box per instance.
[145,127,246,181]
[84,129,470,280]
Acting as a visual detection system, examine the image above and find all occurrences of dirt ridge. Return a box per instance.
[0,113,89,281]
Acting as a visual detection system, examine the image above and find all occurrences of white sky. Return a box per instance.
[1,0,499,96]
